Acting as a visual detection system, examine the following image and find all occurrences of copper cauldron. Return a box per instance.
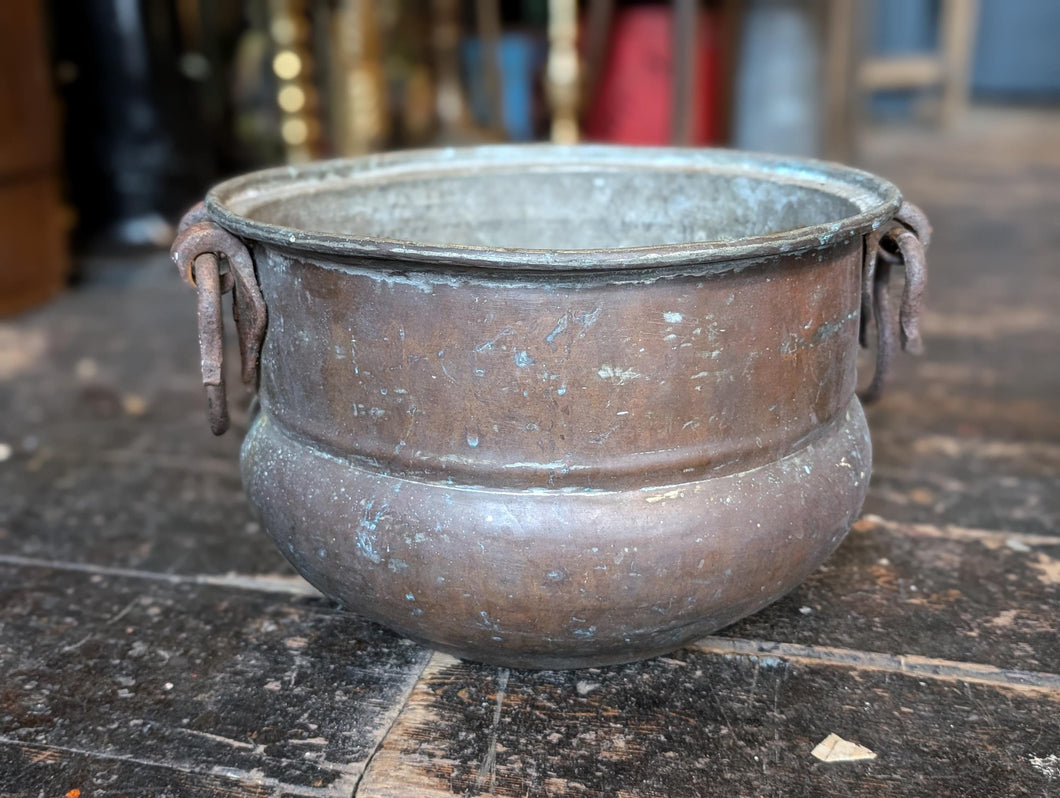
[171,146,929,668]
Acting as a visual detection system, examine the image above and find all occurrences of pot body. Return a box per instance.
[171,145,925,669]
[240,238,869,668]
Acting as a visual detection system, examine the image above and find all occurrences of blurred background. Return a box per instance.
[4,5,1060,791]
[2,0,1059,312]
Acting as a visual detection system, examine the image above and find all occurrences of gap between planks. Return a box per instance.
[0,737,354,798]
[690,637,1060,695]
[0,553,321,597]
[348,654,435,798]
[855,513,1060,547]
[353,652,466,798]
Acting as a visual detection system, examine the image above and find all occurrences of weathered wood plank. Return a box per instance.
[0,564,431,796]
[865,389,1060,447]
[356,648,1060,798]
[692,637,1060,693]
[0,450,289,577]
[864,426,1060,534]
[0,739,276,798]
[0,258,287,578]
[721,515,1060,673]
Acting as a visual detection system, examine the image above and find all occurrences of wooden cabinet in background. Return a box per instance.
[0,0,68,316]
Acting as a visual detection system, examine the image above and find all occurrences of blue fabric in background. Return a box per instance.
[461,34,547,142]
[972,0,1060,98]
[873,0,938,55]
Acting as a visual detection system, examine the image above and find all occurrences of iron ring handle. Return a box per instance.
[171,202,267,435]
[859,201,931,404]
[193,253,229,435]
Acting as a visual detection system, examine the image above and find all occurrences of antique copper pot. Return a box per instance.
[171,146,929,668]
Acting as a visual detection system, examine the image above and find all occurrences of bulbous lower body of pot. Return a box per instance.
[241,398,871,669]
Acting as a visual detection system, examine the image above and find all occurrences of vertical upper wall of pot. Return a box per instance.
[208,146,898,490]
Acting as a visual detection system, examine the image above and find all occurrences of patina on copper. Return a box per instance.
[170,145,929,668]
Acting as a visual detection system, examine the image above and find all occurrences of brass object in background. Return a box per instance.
[269,0,321,162]
[546,0,580,143]
[331,0,390,155]
[431,0,474,143]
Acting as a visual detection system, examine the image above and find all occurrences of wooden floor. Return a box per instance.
[1,108,1058,797]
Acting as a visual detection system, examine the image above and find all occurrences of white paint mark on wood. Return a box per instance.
[1030,754,1060,779]
[811,733,877,762]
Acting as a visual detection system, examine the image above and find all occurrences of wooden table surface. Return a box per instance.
[2,110,1058,797]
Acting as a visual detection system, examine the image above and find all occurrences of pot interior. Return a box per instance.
[239,168,860,251]
[209,146,900,265]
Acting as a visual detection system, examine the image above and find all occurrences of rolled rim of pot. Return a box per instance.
[205,144,902,273]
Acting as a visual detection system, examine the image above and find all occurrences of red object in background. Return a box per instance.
[583,5,720,145]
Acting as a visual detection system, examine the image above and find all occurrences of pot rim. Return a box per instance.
[205,144,902,272]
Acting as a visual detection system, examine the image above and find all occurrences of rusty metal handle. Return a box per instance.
[858,201,931,403]
[170,202,267,435]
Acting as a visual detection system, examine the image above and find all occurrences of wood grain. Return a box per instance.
[356,648,1059,798]
[0,564,430,796]
[0,253,286,578]
[721,515,1060,673]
